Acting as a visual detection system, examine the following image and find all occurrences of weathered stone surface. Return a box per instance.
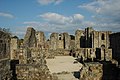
[80,62,103,80]
[0,59,12,80]
[110,32,120,63]
[63,32,70,49]
[16,48,58,80]
[36,31,45,48]
[0,30,11,80]
[74,27,112,61]
[10,37,19,59]
[8,27,118,80]
[75,30,85,49]
[23,27,37,47]
[50,33,59,50]
[0,30,11,59]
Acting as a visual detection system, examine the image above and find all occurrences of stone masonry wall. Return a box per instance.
[0,59,11,80]
[80,62,103,80]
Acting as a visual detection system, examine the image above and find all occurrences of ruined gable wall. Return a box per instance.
[23,27,37,47]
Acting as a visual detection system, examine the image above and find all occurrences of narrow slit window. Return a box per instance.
[101,33,105,40]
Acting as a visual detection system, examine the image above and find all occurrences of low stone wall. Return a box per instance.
[48,49,70,56]
[80,62,103,80]
[0,58,12,80]
[16,64,58,80]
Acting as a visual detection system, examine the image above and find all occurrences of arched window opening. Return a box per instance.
[101,44,105,48]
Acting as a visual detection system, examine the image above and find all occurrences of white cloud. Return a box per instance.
[23,12,96,38]
[39,12,84,25]
[39,12,72,24]
[79,0,120,32]
[73,14,84,20]
[0,12,14,18]
[82,21,96,27]
[72,14,84,24]
[79,0,105,13]
[37,0,63,5]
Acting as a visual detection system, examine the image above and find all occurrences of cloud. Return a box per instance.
[25,12,111,38]
[39,12,72,24]
[73,14,84,21]
[79,0,105,14]
[72,14,84,24]
[39,12,84,25]
[79,0,120,32]
[37,0,63,5]
[0,12,14,18]
[79,0,120,22]
[24,12,97,38]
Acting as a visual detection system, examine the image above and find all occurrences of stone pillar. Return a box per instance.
[63,32,70,49]
[101,48,105,60]
[85,27,94,48]
[106,31,112,48]
[10,37,18,59]
[93,31,99,48]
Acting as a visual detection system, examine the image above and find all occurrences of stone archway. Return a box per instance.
[101,44,105,48]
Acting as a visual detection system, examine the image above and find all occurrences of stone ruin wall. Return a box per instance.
[10,37,19,60]
[0,30,11,80]
[10,27,113,62]
[16,64,58,80]
[23,27,37,48]
[16,47,58,80]
[50,33,59,50]
[80,62,103,80]
[8,27,119,80]
[10,27,113,61]
[110,32,120,63]
[0,59,12,80]
[75,30,85,49]
[15,48,56,80]
[74,27,112,61]
[36,31,46,48]
[93,31,112,48]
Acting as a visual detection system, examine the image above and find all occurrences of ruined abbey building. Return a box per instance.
[10,27,113,62]
[9,27,116,79]
[1,26,120,80]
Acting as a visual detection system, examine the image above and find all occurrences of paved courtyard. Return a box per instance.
[46,56,83,80]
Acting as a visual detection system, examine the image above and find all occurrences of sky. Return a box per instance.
[0,0,120,39]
